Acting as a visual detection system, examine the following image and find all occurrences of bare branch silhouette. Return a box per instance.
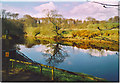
[87,0,119,8]
[92,1,119,6]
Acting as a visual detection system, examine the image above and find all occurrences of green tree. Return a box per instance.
[14,13,19,19]
[6,12,11,19]
[23,14,37,27]
[113,16,119,23]
[108,16,119,23]
[108,17,113,23]
[44,9,63,37]
[86,17,96,24]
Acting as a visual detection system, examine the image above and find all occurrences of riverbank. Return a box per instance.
[24,35,118,51]
[5,62,106,82]
[2,34,118,51]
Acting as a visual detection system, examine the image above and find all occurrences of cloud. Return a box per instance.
[33,2,56,17]
[1,0,87,2]
[35,45,54,55]
[65,2,118,20]
[78,48,117,57]
[35,45,48,53]
[2,4,34,18]
[3,5,23,13]
[107,50,118,55]
[63,4,70,7]
[0,3,2,10]
[1,1,118,20]
[1,2,56,18]
[0,3,2,6]
[90,0,118,3]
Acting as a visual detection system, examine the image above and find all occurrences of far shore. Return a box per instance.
[23,35,118,51]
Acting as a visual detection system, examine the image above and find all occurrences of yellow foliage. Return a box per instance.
[9,59,15,62]
[87,77,94,80]
[16,60,20,62]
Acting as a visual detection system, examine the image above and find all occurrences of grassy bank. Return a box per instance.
[25,28,119,45]
[13,63,106,82]
[24,34,118,51]
[25,26,118,42]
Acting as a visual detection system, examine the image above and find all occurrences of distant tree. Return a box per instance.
[62,19,70,29]
[9,14,13,19]
[108,17,113,23]
[15,13,19,19]
[113,16,119,23]
[86,17,96,24]
[76,19,82,24]
[11,13,19,19]
[10,13,14,19]
[23,14,37,27]
[44,9,63,36]
[6,12,11,19]
[108,16,119,23]
[1,9,6,18]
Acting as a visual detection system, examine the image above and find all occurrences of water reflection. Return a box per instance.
[23,36,69,66]
[87,49,118,57]
[23,35,118,51]
[24,36,51,48]
[72,47,118,57]
[42,42,69,66]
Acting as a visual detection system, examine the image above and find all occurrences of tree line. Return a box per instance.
[1,9,19,19]
[1,9,24,39]
[1,9,119,40]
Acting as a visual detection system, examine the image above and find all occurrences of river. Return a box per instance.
[18,42,119,81]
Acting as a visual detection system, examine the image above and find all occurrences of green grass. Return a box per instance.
[14,63,106,82]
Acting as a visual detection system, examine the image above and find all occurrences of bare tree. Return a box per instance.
[44,9,63,37]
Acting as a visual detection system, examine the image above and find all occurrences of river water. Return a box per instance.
[19,43,119,81]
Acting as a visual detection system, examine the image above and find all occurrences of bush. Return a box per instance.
[72,31,77,37]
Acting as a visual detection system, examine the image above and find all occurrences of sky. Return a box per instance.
[0,0,119,20]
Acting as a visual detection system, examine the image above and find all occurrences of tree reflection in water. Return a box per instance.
[43,42,69,66]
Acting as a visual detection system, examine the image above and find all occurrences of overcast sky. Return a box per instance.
[1,0,119,20]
